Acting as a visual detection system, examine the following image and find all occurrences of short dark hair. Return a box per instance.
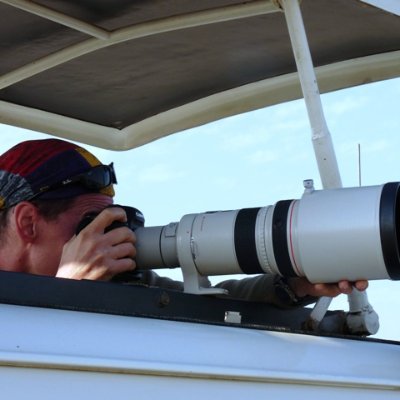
[0,198,76,242]
[30,198,77,220]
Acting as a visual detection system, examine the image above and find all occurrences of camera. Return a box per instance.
[75,205,146,282]
[76,183,400,284]
[76,204,145,234]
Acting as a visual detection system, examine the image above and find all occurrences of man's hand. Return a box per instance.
[289,277,369,298]
[56,207,136,280]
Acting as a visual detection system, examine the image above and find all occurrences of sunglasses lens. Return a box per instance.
[82,165,115,189]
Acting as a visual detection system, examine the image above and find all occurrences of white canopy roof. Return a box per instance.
[0,0,399,150]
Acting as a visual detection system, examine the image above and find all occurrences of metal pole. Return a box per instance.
[358,143,362,186]
[280,0,341,189]
[280,0,377,334]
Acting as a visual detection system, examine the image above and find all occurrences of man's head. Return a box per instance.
[0,138,117,276]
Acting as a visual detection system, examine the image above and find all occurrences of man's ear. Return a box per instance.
[13,202,40,242]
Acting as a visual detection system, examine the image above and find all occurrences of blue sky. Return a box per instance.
[1,77,399,340]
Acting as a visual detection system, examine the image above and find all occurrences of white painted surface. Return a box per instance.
[1,303,399,399]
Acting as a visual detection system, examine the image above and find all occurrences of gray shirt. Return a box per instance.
[131,271,316,308]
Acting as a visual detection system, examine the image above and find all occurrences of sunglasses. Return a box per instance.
[37,163,117,195]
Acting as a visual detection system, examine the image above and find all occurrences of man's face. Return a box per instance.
[34,193,113,276]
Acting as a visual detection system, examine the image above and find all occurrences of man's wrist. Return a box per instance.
[273,276,316,306]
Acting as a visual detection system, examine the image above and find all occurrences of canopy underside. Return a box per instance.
[0,0,399,149]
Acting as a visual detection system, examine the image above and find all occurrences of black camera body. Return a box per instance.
[76,205,145,234]
[75,205,145,282]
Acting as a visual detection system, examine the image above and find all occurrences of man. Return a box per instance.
[0,138,367,307]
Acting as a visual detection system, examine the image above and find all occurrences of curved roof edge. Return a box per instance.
[1,50,399,150]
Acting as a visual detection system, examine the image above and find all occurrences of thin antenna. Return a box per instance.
[358,143,362,186]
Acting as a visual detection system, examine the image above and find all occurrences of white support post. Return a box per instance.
[280,0,341,189]
[280,0,378,334]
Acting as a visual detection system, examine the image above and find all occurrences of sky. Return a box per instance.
[0,77,399,341]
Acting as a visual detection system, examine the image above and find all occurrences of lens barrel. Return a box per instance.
[135,183,400,282]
